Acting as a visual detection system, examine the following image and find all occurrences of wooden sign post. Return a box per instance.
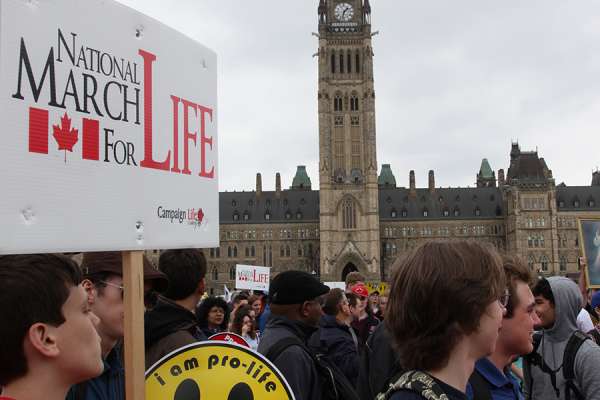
[123,251,146,400]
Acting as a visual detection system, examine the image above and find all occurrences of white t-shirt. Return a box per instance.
[577,308,595,332]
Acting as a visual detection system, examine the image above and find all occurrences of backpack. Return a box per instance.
[524,330,590,400]
[375,370,448,400]
[264,336,360,400]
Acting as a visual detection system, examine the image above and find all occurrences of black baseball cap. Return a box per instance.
[270,270,330,305]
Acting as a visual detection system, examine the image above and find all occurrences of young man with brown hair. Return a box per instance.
[345,271,366,292]
[145,248,208,369]
[66,251,167,400]
[382,240,506,400]
[0,254,103,400]
[467,255,541,399]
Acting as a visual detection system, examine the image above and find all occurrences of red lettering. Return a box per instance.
[182,99,197,175]
[138,49,170,171]
[170,95,181,173]
[198,105,214,178]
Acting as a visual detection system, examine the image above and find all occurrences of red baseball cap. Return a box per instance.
[351,283,369,298]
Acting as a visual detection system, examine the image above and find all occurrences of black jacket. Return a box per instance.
[356,322,403,399]
[310,315,359,385]
[257,315,321,400]
[144,296,206,369]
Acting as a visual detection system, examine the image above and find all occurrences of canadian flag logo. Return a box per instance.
[29,107,99,162]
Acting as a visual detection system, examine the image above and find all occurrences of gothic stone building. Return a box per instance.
[202,1,600,295]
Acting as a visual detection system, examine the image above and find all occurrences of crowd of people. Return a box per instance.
[1,241,600,400]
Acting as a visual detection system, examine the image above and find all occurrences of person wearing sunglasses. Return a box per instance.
[466,255,541,400]
[67,251,167,400]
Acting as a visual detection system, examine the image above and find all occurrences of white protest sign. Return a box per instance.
[0,0,219,254]
[235,264,270,291]
[324,282,345,290]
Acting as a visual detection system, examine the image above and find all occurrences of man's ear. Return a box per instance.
[27,323,60,358]
[81,279,96,305]
[299,301,311,318]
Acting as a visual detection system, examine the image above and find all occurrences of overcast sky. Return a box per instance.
[116,1,600,191]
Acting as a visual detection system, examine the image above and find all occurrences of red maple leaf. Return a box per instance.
[197,208,204,223]
[53,112,78,163]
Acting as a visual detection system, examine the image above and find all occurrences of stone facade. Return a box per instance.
[199,1,600,295]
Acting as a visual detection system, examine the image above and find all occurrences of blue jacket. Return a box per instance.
[66,344,124,400]
[467,358,523,400]
[310,315,359,385]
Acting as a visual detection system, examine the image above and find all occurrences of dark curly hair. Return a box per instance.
[196,296,229,331]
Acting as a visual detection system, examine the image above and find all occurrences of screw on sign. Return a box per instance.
[145,342,294,400]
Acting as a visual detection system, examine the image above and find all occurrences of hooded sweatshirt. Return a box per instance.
[523,276,600,400]
[144,296,206,369]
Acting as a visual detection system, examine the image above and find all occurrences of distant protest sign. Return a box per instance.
[324,281,345,290]
[236,264,270,291]
[0,0,218,254]
[145,342,295,400]
[209,332,250,348]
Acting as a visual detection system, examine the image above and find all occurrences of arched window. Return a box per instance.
[251,246,256,257]
[245,247,249,257]
[229,265,235,280]
[339,53,344,73]
[233,246,238,257]
[243,211,250,221]
[227,246,232,258]
[347,52,352,73]
[233,212,239,221]
[423,208,428,217]
[285,245,291,257]
[268,245,272,266]
[280,246,285,257]
[263,245,267,266]
[298,246,303,257]
[212,266,218,281]
[331,51,336,74]
[541,255,549,272]
[342,198,356,229]
[528,255,535,270]
[560,256,567,272]
[355,52,360,73]
[443,208,449,217]
[264,212,271,221]
[401,209,408,218]
[334,95,343,111]
[454,208,460,217]
[350,96,359,111]
[391,209,397,218]
[474,207,481,217]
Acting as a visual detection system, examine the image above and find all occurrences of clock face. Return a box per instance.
[335,2,354,22]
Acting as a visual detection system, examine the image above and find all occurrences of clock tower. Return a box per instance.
[316,0,381,281]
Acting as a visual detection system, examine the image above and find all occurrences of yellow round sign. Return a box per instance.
[145,341,295,400]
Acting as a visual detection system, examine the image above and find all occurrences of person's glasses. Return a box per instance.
[100,280,124,299]
[499,289,510,308]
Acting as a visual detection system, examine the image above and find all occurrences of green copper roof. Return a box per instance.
[292,166,312,189]
[479,159,494,179]
[378,164,396,187]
